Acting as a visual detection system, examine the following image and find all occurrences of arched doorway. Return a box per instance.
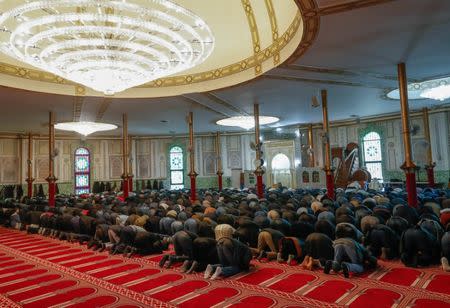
[271,153,292,188]
[74,147,90,194]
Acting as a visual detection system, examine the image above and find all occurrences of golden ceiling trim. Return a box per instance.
[264,0,280,65]
[241,0,262,75]
[287,0,320,64]
[0,3,304,92]
[96,97,112,122]
[317,0,397,16]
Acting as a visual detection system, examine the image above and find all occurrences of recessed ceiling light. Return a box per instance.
[386,76,450,101]
[160,120,168,123]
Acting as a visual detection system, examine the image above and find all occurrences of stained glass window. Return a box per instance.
[363,132,383,181]
[75,147,90,194]
[170,146,184,190]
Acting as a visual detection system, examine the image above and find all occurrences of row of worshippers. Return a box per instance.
[1,184,449,279]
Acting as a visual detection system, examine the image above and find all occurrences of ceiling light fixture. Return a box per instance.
[55,121,117,136]
[216,116,279,130]
[0,1,214,95]
[387,76,450,101]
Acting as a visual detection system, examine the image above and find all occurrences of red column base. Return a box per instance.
[218,175,223,191]
[47,181,56,207]
[325,173,335,200]
[256,175,264,199]
[190,176,197,201]
[128,177,133,192]
[405,171,418,207]
[122,178,129,199]
[26,181,33,199]
[425,166,436,188]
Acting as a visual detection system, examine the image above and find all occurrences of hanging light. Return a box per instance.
[0,1,214,95]
[55,121,117,136]
[216,116,279,130]
[387,76,450,101]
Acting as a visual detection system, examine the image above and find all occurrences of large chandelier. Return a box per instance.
[0,1,214,95]
[55,121,117,136]
[217,116,279,130]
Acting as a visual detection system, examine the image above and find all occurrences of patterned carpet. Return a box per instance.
[0,227,449,308]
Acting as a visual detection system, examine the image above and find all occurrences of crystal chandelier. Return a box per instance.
[55,121,117,136]
[217,116,279,130]
[0,1,214,95]
[420,84,450,101]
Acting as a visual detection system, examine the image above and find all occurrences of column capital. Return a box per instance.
[45,175,57,183]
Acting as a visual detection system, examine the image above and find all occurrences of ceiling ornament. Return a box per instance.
[55,121,117,136]
[0,0,214,95]
[387,76,450,101]
[217,116,279,130]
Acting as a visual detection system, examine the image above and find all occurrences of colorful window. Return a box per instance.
[169,146,184,190]
[75,147,90,194]
[363,132,383,181]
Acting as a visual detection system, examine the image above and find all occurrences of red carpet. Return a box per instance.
[0,227,449,308]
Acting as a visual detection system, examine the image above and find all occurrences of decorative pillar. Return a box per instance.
[188,112,198,201]
[398,63,417,207]
[422,107,436,187]
[321,90,335,200]
[128,136,134,192]
[26,132,34,198]
[121,114,129,199]
[216,131,223,191]
[254,103,264,199]
[46,112,57,207]
[308,124,315,167]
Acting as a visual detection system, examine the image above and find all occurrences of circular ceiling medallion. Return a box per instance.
[0,0,307,98]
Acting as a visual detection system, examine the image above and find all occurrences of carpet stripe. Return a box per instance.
[107,269,161,285]
[0,260,25,268]
[178,287,239,307]
[152,280,209,302]
[379,268,421,286]
[49,252,95,263]
[21,287,96,308]
[34,248,82,258]
[237,268,284,285]
[425,274,450,294]
[0,264,35,276]
[0,269,48,285]
[305,280,355,303]
[61,255,107,267]
[64,295,119,308]
[348,288,401,308]
[76,259,123,273]
[0,274,61,293]
[128,274,182,292]
[268,273,316,293]
[228,296,275,308]
[91,264,141,279]
[8,280,78,302]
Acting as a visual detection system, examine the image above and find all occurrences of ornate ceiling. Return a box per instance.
[0,0,449,136]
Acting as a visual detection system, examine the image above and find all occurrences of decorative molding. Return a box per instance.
[242,0,262,75]
[317,0,398,16]
[288,0,320,64]
[264,0,280,65]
